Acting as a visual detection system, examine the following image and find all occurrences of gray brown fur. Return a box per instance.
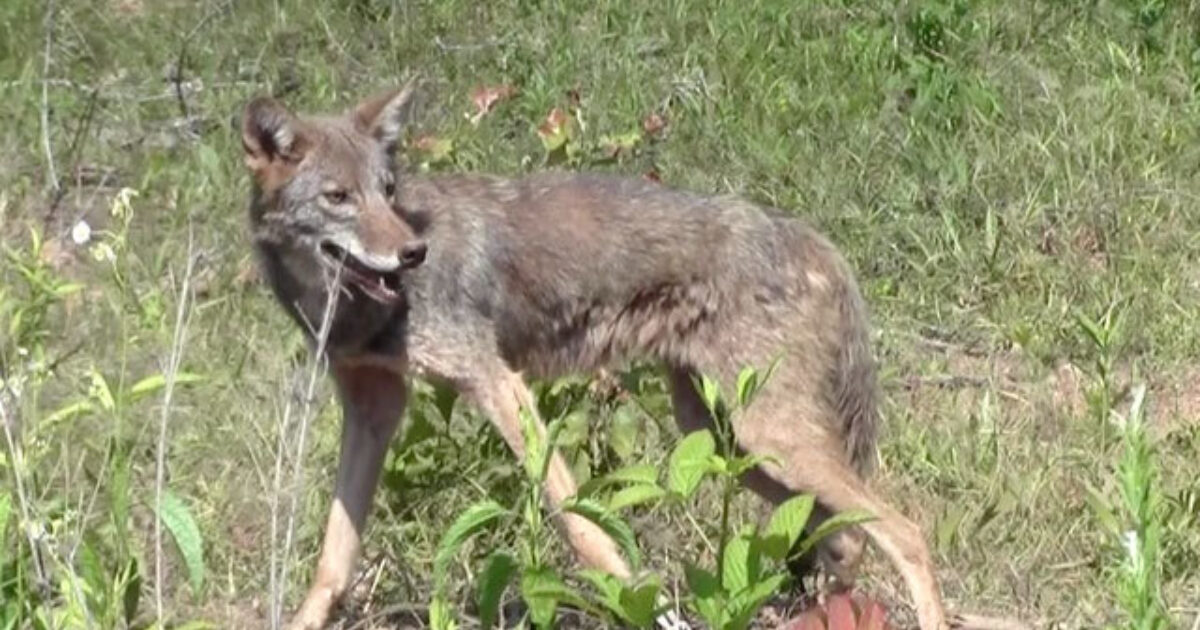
[240,85,1028,630]
[389,172,878,475]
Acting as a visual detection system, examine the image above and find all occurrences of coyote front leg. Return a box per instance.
[466,365,632,578]
[288,363,406,630]
[468,366,691,630]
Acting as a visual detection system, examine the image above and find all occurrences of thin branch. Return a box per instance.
[172,0,234,119]
[0,383,49,593]
[268,267,341,629]
[39,0,59,194]
[47,84,101,225]
[153,223,199,623]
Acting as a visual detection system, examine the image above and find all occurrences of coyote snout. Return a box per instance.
[240,81,425,306]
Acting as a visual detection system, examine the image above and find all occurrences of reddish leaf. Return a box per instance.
[537,107,575,152]
[413,134,439,151]
[643,168,662,183]
[599,131,642,159]
[783,609,828,630]
[469,84,517,123]
[856,599,890,630]
[539,107,569,135]
[642,112,667,136]
[412,134,454,163]
[826,593,858,630]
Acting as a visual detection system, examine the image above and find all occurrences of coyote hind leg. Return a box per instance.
[736,396,948,629]
[666,367,867,588]
[667,366,947,630]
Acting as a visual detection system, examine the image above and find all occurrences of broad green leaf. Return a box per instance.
[120,557,141,624]
[696,374,723,417]
[1075,312,1105,348]
[685,563,726,628]
[53,282,84,297]
[433,500,510,588]
[129,372,205,401]
[78,539,106,596]
[761,494,815,560]
[429,596,457,630]
[88,369,116,412]
[519,407,545,480]
[158,490,205,593]
[735,367,759,409]
[110,444,133,545]
[539,417,567,482]
[598,130,643,158]
[477,551,517,630]
[684,563,720,599]
[432,382,458,423]
[0,493,10,563]
[610,403,640,461]
[936,504,968,554]
[577,463,658,497]
[721,527,759,593]
[40,400,95,429]
[608,483,667,512]
[792,509,875,560]
[726,453,775,477]
[618,574,663,626]
[726,573,788,630]
[557,409,590,448]
[1083,482,1120,537]
[521,566,594,627]
[668,430,716,499]
[577,569,623,613]
[396,405,437,452]
[171,622,219,630]
[563,497,641,570]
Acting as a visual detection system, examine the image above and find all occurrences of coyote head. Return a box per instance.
[241,81,424,306]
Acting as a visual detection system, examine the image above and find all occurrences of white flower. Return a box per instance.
[1121,529,1142,569]
[71,220,92,245]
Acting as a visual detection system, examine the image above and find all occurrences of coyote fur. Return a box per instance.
[240,82,1015,630]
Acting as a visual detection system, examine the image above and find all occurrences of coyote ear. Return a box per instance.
[241,97,308,178]
[351,76,420,153]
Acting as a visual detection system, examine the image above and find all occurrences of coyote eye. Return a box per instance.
[322,189,349,205]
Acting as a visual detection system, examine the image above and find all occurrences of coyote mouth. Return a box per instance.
[319,242,403,304]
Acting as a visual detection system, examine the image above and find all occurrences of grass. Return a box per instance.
[1,0,1199,628]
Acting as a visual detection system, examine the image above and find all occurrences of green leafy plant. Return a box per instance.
[579,363,873,630]
[1109,384,1171,630]
[1076,297,1128,449]
[429,395,632,629]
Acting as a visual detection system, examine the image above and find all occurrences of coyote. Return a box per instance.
[240,83,1011,630]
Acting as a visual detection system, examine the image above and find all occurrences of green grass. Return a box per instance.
[2,0,1199,628]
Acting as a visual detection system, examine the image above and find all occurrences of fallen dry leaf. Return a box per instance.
[469,84,517,124]
[643,168,662,183]
[234,258,261,288]
[537,107,576,153]
[599,130,642,160]
[642,112,667,136]
[413,134,454,163]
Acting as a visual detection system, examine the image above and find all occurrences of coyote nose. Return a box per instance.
[399,241,427,269]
